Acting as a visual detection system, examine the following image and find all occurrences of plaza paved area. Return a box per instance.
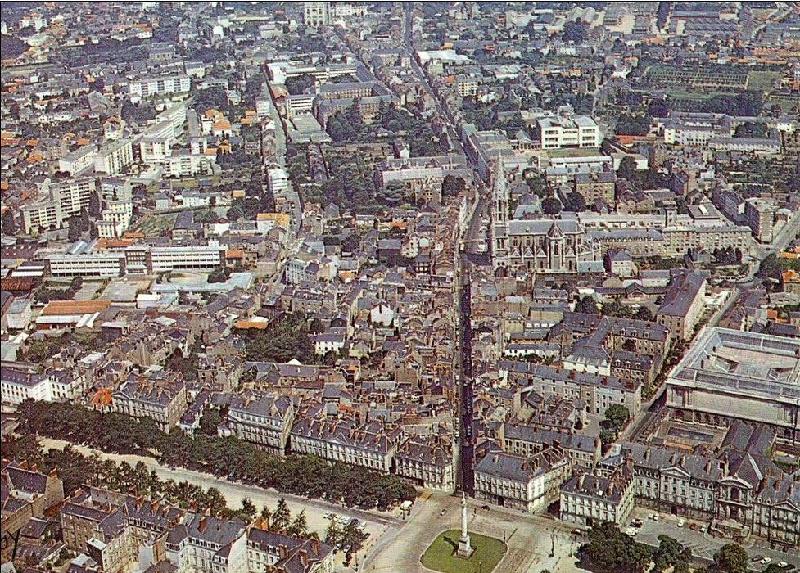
[363,493,588,573]
[630,508,799,571]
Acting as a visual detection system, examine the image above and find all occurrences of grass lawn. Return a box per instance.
[747,70,781,91]
[421,529,507,573]
[133,213,177,237]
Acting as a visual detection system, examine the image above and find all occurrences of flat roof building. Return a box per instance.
[666,327,800,441]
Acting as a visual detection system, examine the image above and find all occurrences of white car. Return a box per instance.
[761,557,772,565]
[650,514,660,521]
[625,527,638,537]
[677,518,686,528]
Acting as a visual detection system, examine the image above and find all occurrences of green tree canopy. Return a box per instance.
[712,543,748,573]
[604,404,631,432]
[285,73,316,95]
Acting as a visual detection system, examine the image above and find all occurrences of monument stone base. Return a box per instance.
[457,535,474,558]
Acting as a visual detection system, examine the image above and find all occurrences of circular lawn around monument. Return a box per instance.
[420,529,507,573]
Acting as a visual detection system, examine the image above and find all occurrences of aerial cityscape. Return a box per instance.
[1,2,799,573]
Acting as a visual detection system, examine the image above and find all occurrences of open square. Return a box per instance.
[420,529,507,573]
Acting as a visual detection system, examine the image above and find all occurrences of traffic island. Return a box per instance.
[421,529,507,573]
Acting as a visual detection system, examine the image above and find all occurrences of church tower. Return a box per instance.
[492,161,509,267]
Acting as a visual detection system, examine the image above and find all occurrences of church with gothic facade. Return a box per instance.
[491,163,601,276]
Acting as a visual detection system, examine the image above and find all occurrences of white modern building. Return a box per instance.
[94,139,134,175]
[535,111,600,149]
[128,75,191,101]
[21,178,98,234]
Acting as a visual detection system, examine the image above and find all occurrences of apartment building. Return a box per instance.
[97,200,134,239]
[573,171,616,206]
[475,448,570,513]
[303,1,330,27]
[94,139,134,175]
[560,465,636,526]
[456,76,479,97]
[22,177,98,234]
[500,425,601,469]
[166,514,248,573]
[656,269,707,342]
[393,435,455,493]
[112,376,188,433]
[128,75,191,101]
[140,121,175,164]
[289,417,400,473]
[268,168,290,195]
[744,197,776,243]
[1,365,53,404]
[502,360,643,417]
[247,529,334,573]
[225,392,297,454]
[59,144,97,175]
[161,152,216,178]
[2,463,65,551]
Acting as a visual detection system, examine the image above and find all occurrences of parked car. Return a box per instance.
[677,518,686,527]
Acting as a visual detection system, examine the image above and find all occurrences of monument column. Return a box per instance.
[457,493,474,558]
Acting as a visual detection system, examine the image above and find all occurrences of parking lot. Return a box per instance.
[629,508,799,571]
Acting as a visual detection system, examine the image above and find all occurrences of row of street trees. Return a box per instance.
[3,435,352,551]
[18,400,416,511]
